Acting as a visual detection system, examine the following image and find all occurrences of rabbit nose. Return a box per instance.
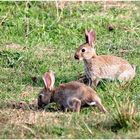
[74,54,79,59]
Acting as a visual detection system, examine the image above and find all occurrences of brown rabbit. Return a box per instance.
[74,30,136,86]
[38,70,106,113]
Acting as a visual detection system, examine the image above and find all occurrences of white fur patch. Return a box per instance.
[118,70,135,81]
[87,101,96,106]
[40,94,44,97]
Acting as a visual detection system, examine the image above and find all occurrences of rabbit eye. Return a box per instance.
[82,48,85,52]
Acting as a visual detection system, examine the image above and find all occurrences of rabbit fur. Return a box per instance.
[38,70,106,113]
[74,30,136,86]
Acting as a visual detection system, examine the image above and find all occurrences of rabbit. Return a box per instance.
[38,70,106,113]
[74,30,136,87]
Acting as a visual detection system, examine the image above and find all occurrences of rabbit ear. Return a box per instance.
[43,71,55,90]
[85,30,96,46]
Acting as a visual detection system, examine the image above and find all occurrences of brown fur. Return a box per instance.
[38,72,106,113]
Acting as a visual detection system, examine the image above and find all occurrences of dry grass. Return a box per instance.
[0,109,62,125]
[33,44,56,59]
[0,43,25,52]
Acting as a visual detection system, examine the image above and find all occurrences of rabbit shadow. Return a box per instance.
[79,75,128,91]
[2,100,65,113]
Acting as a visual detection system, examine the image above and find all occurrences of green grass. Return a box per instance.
[0,1,140,138]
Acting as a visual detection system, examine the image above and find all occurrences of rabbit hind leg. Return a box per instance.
[87,98,106,113]
[69,98,81,113]
[93,78,100,87]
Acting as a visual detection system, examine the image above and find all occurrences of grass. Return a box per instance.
[0,1,140,138]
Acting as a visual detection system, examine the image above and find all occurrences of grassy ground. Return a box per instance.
[0,1,140,138]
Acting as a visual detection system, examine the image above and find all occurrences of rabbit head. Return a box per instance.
[75,30,97,60]
[38,70,55,108]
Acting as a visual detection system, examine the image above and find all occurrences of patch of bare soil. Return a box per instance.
[0,43,25,51]
[33,44,56,59]
[101,1,137,10]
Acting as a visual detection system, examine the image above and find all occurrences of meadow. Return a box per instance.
[0,1,140,138]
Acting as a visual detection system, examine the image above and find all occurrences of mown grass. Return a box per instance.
[0,1,140,139]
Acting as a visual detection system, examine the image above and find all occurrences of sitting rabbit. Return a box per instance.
[74,30,136,86]
[38,70,106,113]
